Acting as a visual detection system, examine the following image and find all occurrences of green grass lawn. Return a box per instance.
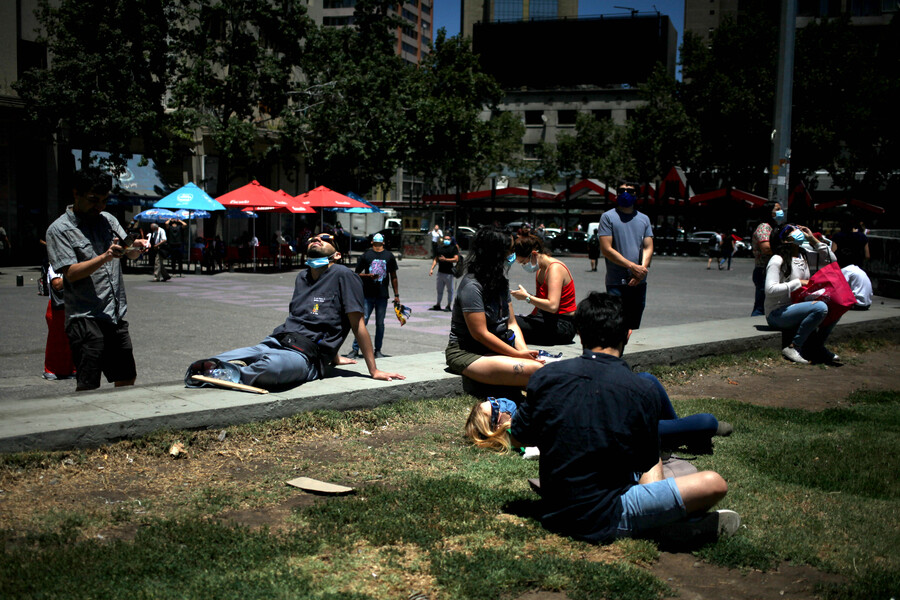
[1,388,898,599]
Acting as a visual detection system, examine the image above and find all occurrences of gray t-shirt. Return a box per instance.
[46,207,129,324]
[448,274,512,354]
[272,264,365,361]
[597,208,653,286]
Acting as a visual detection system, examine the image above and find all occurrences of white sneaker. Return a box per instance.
[782,346,809,364]
[712,509,741,538]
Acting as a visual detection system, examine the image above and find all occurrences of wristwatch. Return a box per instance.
[525,295,532,304]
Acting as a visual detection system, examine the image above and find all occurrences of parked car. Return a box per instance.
[454,226,476,250]
[551,230,589,254]
[685,231,719,256]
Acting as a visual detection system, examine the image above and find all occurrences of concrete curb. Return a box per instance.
[1,306,898,453]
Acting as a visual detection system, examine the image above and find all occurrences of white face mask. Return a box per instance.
[521,255,539,273]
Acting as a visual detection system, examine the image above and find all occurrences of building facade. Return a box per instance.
[471,13,678,189]
[684,0,896,41]
[461,0,578,38]
[313,0,433,65]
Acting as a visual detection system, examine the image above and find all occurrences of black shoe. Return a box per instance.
[443,306,452,312]
[343,349,359,359]
[374,350,385,359]
[428,304,441,311]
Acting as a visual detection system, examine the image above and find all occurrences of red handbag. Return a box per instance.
[790,262,856,327]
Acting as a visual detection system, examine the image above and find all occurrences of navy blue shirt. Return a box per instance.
[511,350,662,544]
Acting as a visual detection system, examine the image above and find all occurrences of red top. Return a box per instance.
[535,262,577,315]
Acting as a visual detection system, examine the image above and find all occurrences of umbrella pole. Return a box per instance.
[252,218,257,272]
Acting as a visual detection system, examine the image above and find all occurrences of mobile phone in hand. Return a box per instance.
[120,234,135,249]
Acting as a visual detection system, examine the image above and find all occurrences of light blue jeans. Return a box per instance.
[214,336,319,389]
[766,301,834,354]
[352,297,388,352]
[616,477,686,537]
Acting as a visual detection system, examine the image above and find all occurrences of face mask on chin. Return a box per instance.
[306,255,332,268]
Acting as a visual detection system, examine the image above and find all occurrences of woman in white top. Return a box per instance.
[764,224,840,364]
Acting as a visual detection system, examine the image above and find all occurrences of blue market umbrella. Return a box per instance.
[175,209,210,220]
[155,182,225,212]
[134,208,178,223]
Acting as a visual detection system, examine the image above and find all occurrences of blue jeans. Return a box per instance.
[213,336,319,389]
[606,282,648,330]
[616,477,686,537]
[636,372,719,449]
[352,296,388,352]
[766,301,834,354]
[751,266,766,316]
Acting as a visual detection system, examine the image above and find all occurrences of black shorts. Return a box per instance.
[65,318,136,390]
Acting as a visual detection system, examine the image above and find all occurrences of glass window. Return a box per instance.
[524,144,539,159]
[525,110,544,125]
[557,110,577,125]
[592,109,612,121]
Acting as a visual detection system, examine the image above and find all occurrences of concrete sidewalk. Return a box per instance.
[2,301,898,453]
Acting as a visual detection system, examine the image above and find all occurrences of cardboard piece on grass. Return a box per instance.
[286,477,354,495]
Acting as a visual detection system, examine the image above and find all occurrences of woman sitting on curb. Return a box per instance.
[445,226,545,388]
[509,234,578,346]
[764,223,840,364]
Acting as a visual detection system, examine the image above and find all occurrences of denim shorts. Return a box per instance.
[615,477,686,537]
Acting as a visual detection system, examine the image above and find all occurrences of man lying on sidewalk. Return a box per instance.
[186,233,404,391]
[511,292,739,545]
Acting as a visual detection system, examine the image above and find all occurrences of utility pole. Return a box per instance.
[769,0,797,210]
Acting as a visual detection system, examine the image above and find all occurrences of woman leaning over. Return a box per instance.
[509,234,577,346]
[445,226,545,387]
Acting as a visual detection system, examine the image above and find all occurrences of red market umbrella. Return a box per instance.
[216,180,283,210]
[295,185,371,239]
[295,186,370,210]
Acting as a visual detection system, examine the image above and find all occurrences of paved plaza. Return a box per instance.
[2,254,899,452]
[3,254,758,397]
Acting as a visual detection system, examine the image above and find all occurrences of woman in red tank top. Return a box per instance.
[510,234,577,345]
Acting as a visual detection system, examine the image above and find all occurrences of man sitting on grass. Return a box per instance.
[511,292,740,545]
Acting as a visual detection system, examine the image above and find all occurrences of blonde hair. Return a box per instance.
[464,403,512,452]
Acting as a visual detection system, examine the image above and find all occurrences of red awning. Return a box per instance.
[814,198,885,214]
[689,188,766,207]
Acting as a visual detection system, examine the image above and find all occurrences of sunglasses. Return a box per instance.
[488,397,502,430]
[310,234,335,244]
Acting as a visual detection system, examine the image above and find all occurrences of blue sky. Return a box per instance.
[433,0,685,45]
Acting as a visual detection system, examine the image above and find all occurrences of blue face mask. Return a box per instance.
[443,239,451,245]
[790,229,806,245]
[489,397,518,430]
[617,192,636,208]
[507,252,516,264]
[774,210,785,225]
[306,255,332,268]
[521,256,539,273]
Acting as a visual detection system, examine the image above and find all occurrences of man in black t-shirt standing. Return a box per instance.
[345,233,399,359]
[512,292,739,545]
[429,233,458,311]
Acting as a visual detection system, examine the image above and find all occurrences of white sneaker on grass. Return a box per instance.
[782,346,809,364]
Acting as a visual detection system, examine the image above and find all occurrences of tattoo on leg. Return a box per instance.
[513,362,524,375]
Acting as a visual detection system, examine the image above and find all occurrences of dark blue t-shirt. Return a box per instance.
[272,264,365,360]
[511,351,662,544]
